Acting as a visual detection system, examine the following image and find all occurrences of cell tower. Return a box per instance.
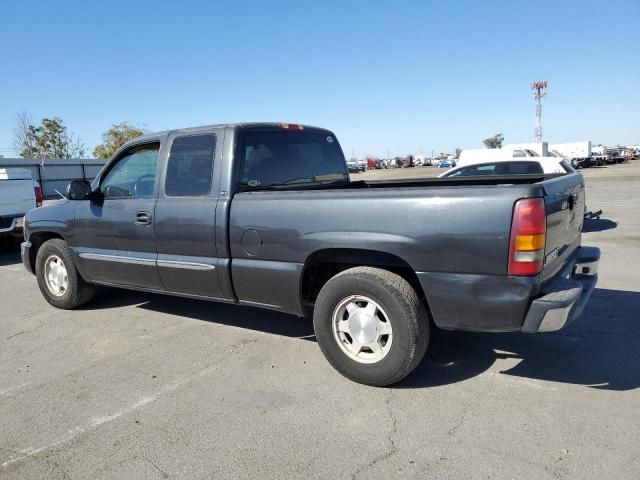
[531,80,548,142]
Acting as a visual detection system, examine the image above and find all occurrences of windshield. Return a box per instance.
[239,130,348,189]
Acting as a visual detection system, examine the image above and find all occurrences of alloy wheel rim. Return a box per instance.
[331,295,393,364]
[44,255,68,297]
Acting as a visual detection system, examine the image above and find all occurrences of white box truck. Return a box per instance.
[503,142,549,156]
[549,141,596,168]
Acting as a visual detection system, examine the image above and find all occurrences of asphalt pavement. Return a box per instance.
[1,162,638,479]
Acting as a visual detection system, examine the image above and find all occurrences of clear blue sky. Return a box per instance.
[1,0,638,158]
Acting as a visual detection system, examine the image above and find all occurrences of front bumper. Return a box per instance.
[521,246,600,333]
[21,241,34,274]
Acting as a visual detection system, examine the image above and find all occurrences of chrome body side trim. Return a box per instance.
[79,252,156,266]
[80,252,217,271]
[156,259,216,271]
[92,280,236,303]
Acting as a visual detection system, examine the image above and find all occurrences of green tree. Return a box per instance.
[13,113,86,159]
[93,122,146,159]
[483,133,504,149]
[455,148,462,158]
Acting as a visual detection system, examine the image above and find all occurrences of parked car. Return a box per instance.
[381,158,395,169]
[605,148,630,164]
[438,157,572,178]
[21,122,600,387]
[392,157,405,168]
[547,150,597,169]
[402,155,415,167]
[437,159,454,168]
[0,168,42,239]
[346,159,359,173]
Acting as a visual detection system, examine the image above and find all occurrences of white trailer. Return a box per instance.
[549,141,592,160]
[549,141,594,168]
[503,142,548,156]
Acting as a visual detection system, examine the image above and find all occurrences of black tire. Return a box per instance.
[313,267,429,386]
[35,238,95,309]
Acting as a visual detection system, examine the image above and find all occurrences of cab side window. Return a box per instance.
[100,143,160,199]
[165,134,216,196]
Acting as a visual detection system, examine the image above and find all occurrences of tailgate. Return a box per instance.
[0,180,36,217]
[540,173,585,280]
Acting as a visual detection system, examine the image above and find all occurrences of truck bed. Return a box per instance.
[228,171,585,328]
[350,173,566,189]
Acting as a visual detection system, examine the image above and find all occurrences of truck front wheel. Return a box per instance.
[35,238,95,309]
[313,267,429,386]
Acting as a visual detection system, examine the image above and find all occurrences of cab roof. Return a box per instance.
[132,122,331,142]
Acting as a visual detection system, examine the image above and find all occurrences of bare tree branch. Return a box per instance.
[12,111,37,158]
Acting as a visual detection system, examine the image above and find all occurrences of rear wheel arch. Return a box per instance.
[300,248,427,310]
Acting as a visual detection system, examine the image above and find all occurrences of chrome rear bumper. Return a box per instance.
[522,246,600,333]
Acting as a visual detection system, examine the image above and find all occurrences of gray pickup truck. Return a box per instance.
[21,123,600,386]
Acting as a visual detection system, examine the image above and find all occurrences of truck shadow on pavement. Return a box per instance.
[582,217,618,233]
[88,286,318,339]
[398,287,640,391]
[88,285,640,392]
[0,248,22,264]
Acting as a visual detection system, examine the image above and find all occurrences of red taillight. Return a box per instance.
[278,122,304,130]
[508,198,546,276]
[34,185,43,207]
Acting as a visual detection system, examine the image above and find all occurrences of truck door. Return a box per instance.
[74,142,163,289]
[153,132,224,298]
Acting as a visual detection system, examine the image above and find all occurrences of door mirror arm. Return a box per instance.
[88,189,104,204]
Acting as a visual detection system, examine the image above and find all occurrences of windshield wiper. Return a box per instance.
[281,176,315,185]
[281,175,349,186]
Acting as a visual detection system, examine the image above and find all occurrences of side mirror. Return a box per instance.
[67,180,92,200]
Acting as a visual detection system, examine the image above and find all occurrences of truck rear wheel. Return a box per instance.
[35,238,95,309]
[313,267,429,386]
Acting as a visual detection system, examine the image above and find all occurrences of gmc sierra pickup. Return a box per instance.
[21,123,600,386]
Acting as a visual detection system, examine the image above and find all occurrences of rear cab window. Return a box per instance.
[239,128,348,189]
[165,134,216,196]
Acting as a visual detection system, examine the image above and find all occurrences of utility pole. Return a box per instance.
[531,81,548,142]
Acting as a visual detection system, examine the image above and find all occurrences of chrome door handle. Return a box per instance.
[135,211,152,225]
